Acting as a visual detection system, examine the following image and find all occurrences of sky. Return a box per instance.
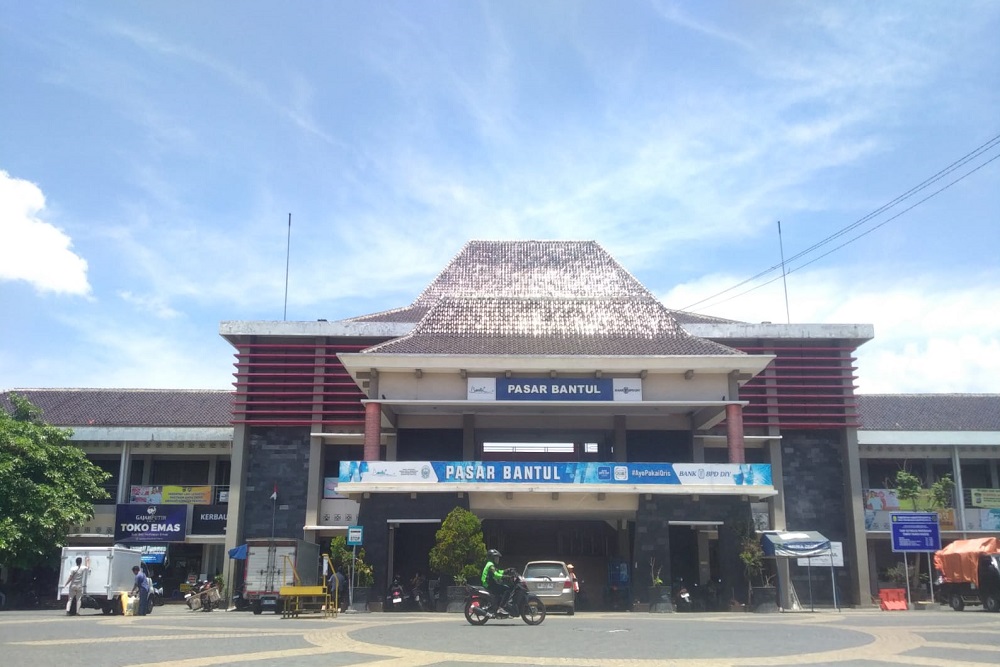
[1,1,999,395]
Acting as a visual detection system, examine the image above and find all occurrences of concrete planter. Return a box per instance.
[649,586,673,613]
[750,586,779,613]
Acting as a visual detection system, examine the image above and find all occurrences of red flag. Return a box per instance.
[270,483,278,501]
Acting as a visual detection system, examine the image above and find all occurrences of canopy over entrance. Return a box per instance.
[761,530,838,611]
[762,531,831,558]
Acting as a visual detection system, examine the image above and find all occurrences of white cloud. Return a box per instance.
[0,170,90,295]
[662,267,1000,394]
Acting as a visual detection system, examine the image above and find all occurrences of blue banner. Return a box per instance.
[114,504,188,543]
[340,461,772,487]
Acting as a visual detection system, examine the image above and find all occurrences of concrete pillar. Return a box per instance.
[462,413,475,460]
[364,402,381,461]
[222,423,249,604]
[951,446,967,537]
[614,415,627,463]
[726,405,745,464]
[842,428,872,605]
[117,442,132,504]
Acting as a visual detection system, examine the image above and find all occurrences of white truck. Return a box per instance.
[58,546,143,615]
[244,538,321,614]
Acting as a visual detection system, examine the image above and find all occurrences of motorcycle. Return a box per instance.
[464,568,545,626]
[150,580,164,607]
[673,578,692,612]
[185,580,220,612]
[387,577,405,611]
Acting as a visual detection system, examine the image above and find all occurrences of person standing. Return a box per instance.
[64,556,90,615]
[131,566,150,616]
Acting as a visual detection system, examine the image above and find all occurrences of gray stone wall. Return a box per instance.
[634,495,748,603]
[780,429,851,605]
[242,426,311,541]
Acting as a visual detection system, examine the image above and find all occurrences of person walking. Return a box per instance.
[131,566,150,616]
[64,556,90,615]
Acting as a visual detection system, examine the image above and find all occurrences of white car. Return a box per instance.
[522,561,575,614]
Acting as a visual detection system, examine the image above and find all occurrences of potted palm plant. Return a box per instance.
[647,556,672,612]
[329,535,375,611]
[428,506,486,612]
[737,521,777,612]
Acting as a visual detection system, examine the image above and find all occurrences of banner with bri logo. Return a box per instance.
[339,461,771,486]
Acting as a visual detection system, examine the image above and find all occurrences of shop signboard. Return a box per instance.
[114,504,188,543]
[890,512,941,552]
[139,544,169,565]
[130,485,213,504]
[468,377,642,402]
[191,504,228,535]
[340,461,772,487]
[970,488,1000,509]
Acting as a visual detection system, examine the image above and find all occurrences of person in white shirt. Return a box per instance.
[64,556,90,615]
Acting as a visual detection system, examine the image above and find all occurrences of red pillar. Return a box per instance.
[364,401,381,461]
[726,404,745,464]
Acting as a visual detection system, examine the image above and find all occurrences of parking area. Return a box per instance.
[1,604,999,667]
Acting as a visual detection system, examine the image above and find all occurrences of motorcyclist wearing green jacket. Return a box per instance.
[481,549,510,614]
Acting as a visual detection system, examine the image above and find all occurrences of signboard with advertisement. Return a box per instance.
[191,504,228,535]
[970,488,1000,509]
[339,460,772,488]
[890,512,941,552]
[114,504,188,543]
[796,541,844,567]
[130,485,213,504]
[467,377,643,402]
[139,544,169,565]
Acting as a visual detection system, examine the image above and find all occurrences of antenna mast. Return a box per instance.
[283,213,291,321]
[778,220,790,324]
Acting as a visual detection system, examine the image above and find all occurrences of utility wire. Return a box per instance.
[686,150,1000,311]
[681,133,1000,312]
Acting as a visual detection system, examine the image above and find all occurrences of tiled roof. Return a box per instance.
[348,240,660,324]
[349,240,743,357]
[857,394,1000,431]
[1,389,233,428]
[364,297,744,356]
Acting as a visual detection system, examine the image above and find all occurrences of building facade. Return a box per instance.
[6,241,999,609]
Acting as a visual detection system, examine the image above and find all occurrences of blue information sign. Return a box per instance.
[347,526,363,546]
[889,512,941,552]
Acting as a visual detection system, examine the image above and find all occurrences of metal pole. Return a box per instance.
[349,545,356,610]
[927,552,934,603]
[903,555,912,609]
[778,220,791,324]
[283,213,291,321]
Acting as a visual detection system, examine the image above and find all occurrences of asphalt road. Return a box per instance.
[1,604,998,667]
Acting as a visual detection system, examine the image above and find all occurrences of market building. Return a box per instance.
[218,240,874,608]
[6,240,1000,609]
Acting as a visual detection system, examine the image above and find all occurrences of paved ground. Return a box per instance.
[1,604,998,667]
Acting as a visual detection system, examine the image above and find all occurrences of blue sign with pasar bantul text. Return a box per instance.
[340,461,772,487]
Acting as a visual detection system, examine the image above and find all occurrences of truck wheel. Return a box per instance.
[984,595,1000,613]
[252,600,262,615]
[949,593,965,611]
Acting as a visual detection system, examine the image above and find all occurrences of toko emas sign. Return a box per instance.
[114,504,188,543]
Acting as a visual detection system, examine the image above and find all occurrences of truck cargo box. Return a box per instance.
[243,539,321,614]
[934,537,1000,587]
[58,546,143,614]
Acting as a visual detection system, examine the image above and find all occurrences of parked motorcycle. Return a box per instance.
[464,568,545,626]
[150,580,164,607]
[185,580,220,612]
[387,577,405,611]
[673,578,692,612]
